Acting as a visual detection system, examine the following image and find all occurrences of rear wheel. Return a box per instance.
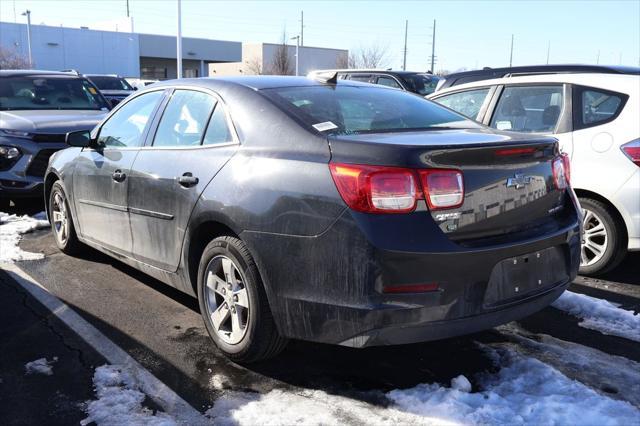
[49,181,82,255]
[579,198,626,276]
[197,236,287,362]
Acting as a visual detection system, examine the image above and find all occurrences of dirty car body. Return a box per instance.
[45,76,581,352]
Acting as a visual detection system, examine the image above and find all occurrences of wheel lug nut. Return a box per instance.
[227,284,232,290]
[233,295,238,302]
[222,288,226,295]
[231,306,236,313]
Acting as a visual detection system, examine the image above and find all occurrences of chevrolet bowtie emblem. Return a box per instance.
[506,173,532,189]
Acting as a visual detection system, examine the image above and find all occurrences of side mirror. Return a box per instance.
[66,130,93,148]
[133,86,138,91]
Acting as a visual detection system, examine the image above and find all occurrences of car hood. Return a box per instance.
[0,110,106,133]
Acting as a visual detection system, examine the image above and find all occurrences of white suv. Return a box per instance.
[428,65,639,275]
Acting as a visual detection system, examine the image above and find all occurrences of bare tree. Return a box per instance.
[0,47,31,69]
[345,43,391,69]
[269,30,293,75]
[245,56,264,75]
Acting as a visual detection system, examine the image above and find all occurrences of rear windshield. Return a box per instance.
[89,76,134,91]
[0,76,110,111]
[262,85,475,136]
[400,73,441,95]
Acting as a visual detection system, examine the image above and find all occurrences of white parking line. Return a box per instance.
[2,263,206,425]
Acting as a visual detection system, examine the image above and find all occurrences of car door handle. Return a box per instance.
[112,170,126,182]
[178,173,199,188]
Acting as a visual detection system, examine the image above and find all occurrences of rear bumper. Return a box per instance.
[242,205,581,346]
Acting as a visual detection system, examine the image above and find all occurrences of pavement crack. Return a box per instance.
[1,275,91,369]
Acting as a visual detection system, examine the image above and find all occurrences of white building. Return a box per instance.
[210,42,348,76]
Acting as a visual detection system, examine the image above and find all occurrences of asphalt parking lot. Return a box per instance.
[1,208,639,424]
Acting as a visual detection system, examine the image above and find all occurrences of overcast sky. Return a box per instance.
[2,0,639,72]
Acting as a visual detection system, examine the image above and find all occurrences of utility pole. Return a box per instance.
[300,11,304,46]
[596,50,600,64]
[546,41,550,65]
[402,20,408,71]
[509,34,514,67]
[176,0,182,78]
[291,35,300,76]
[126,0,130,17]
[21,10,32,68]
[430,19,436,73]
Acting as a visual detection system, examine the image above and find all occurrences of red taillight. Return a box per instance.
[382,283,439,294]
[330,163,465,213]
[418,169,464,210]
[495,147,536,156]
[329,164,418,213]
[561,152,571,184]
[621,139,640,167]
[552,156,568,189]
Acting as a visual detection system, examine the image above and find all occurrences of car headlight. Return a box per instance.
[0,146,21,159]
[0,129,33,139]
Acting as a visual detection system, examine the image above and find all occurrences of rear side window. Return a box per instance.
[580,89,624,126]
[434,88,491,121]
[203,104,233,145]
[347,74,372,83]
[262,85,475,136]
[153,90,216,147]
[490,85,563,133]
[375,76,402,89]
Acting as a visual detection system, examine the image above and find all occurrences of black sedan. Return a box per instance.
[44,75,581,362]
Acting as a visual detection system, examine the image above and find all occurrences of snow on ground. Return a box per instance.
[552,290,640,342]
[25,357,57,376]
[209,344,639,426]
[0,211,49,263]
[499,325,640,407]
[82,365,177,426]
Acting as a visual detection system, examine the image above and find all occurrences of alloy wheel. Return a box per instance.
[204,255,250,345]
[52,191,69,246]
[581,208,608,267]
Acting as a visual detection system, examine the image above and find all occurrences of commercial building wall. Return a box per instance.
[210,43,348,76]
[0,22,140,77]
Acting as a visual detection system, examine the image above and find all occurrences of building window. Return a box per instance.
[141,67,168,80]
[184,69,199,78]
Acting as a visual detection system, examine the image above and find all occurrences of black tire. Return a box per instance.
[197,236,287,362]
[579,197,627,276]
[48,181,82,255]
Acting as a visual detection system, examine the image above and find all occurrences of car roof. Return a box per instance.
[440,64,640,89]
[430,72,639,97]
[311,69,433,76]
[150,75,380,91]
[0,69,83,78]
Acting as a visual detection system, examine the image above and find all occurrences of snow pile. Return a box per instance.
[207,388,451,425]
[387,347,640,425]
[552,290,640,342]
[0,211,49,262]
[210,346,639,426]
[82,365,177,426]
[25,357,56,376]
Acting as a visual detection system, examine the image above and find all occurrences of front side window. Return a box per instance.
[400,73,441,95]
[435,88,491,120]
[375,76,401,89]
[580,89,624,126]
[97,91,163,148]
[153,90,216,147]
[263,85,476,136]
[490,85,563,133]
[0,76,110,111]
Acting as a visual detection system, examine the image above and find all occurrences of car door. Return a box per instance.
[430,86,496,122]
[487,84,573,157]
[73,90,165,254]
[127,88,239,271]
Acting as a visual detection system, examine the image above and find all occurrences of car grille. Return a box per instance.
[26,149,58,177]
[32,133,67,143]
